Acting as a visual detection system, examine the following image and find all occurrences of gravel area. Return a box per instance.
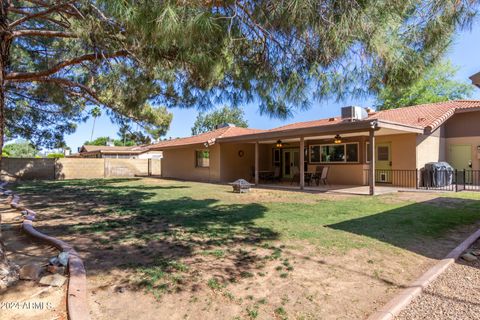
[397,240,480,320]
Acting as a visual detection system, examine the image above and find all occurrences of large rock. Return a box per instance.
[0,262,19,289]
[19,263,42,281]
[39,274,67,287]
[461,253,478,262]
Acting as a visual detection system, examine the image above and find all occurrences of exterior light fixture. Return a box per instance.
[276,140,283,148]
[334,134,342,144]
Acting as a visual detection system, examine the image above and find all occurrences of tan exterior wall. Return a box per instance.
[161,144,221,182]
[220,143,255,182]
[445,111,480,138]
[0,158,158,181]
[445,137,480,171]
[415,127,446,169]
[375,133,417,170]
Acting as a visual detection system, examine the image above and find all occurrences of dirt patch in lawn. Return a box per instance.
[0,203,67,320]
[9,179,480,320]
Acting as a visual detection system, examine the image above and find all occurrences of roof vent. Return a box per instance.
[215,123,236,129]
[341,106,368,121]
[328,117,336,122]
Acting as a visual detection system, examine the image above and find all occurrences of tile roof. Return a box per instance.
[149,126,265,149]
[265,100,480,134]
[148,100,480,148]
[369,100,480,131]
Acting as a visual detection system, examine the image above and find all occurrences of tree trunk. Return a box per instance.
[0,0,12,156]
[0,0,18,290]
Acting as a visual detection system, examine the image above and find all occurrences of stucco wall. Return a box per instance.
[161,144,221,182]
[415,127,446,169]
[220,143,255,182]
[445,111,480,138]
[441,111,480,171]
[375,134,417,170]
[445,137,480,171]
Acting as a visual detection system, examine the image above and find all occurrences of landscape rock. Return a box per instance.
[49,256,60,265]
[0,262,19,289]
[470,249,480,256]
[19,263,42,281]
[39,274,67,287]
[461,253,477,262]
[58,252,69,266]
[47,264,65,275]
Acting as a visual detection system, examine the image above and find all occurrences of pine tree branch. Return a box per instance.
[11,29,77,38]
[5,50,130,81]
[9,7,71,28]
[9,0,76,28]
[12,29,77,38]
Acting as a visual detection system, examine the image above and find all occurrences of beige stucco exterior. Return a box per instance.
[157,110,480,187]
[161,144,221,182]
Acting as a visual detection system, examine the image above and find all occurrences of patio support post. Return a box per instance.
[255,141,259,185]
[369,129,376,195]
[299,137,305,190]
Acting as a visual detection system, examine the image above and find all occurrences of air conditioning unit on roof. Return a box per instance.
[341,106,368,121]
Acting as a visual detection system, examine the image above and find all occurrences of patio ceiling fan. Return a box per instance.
[276,140,289,148]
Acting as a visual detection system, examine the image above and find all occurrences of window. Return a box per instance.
[345,144,358,162]
[310,145,321,162]
[310,143,359,163]
[377,146,389,161]
[195,150,210,167]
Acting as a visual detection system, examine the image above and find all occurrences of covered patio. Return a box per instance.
[219,118,423,195]
[255,183,413,196]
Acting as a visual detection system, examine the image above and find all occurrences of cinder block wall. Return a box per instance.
[0,158,56,181]
[56,158,105,179]
[0,158,161,181]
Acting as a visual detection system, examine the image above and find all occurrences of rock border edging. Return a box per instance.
[368,228,480,320]
[0,182,90,320]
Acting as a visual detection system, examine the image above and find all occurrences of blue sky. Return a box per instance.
[64,24,480,152]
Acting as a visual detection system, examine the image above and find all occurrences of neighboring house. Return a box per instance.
[149,100,480,194]
[74,145,162,159]
[470,72,480,88]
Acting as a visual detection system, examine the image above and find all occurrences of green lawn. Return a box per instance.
[12,178,480,254]
[10,178,480,319]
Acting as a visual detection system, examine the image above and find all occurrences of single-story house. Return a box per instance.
[470,72,480,88]
[149,100,480,194]
[73,145,162,159]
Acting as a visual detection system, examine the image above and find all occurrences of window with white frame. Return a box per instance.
[309,143,359,163]
[195,150,210,167]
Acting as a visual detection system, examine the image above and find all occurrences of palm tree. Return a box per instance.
[89,107,102,141]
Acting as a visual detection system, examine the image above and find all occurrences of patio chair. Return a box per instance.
[319,166,329,185]
[271,166,281,182]
[314,166,324,186]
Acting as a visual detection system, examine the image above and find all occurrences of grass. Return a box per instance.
[10,178,480,316]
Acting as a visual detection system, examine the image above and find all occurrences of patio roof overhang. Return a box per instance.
[218,119,423,144]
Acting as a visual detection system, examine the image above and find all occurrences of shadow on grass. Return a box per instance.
[327,197,480,259]
[10,179,278,294]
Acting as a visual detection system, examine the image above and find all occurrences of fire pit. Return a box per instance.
[229,179,254,193]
